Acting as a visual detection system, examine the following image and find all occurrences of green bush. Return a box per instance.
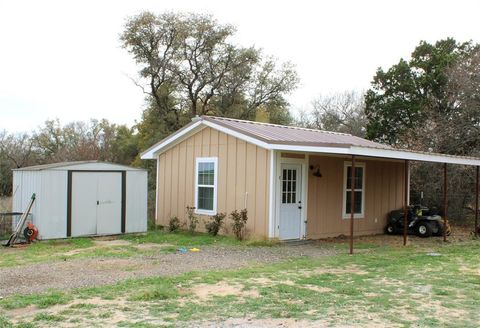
[205,212,226,236]
[168,216,180,233]
[230,209,248,240]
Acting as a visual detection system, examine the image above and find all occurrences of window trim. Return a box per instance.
[194,157,218,216]
[342,161,365,219]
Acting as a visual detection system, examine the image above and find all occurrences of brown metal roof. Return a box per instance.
[203,116,391,149]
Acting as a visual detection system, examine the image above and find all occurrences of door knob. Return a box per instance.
[298,206,302,209]
[96,200,99,205]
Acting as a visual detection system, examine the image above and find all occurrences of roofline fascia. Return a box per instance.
[349,147,480,166]
[271,144,480,166]
[141,120,272,159]
[141,118,480,166]
[140,121,204,159]
[202,121,271,149]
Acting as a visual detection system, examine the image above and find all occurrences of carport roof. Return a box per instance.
[141,116,480,166]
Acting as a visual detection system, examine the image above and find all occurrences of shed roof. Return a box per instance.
[141,116,480,166]
[14,161,145,171]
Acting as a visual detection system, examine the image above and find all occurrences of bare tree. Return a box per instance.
[121,12,298,130]
[296,90,367,137]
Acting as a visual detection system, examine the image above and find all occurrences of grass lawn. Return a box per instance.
[0,234,479,327]
[0,230,248,268]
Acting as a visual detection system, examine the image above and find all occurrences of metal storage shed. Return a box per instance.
[12,161,148,239]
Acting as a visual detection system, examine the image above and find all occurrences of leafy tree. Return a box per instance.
[365,39,480,222]
[365,38,476,147]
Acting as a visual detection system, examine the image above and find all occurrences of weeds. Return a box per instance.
[186,206,198,234]
[230,209,248,240]
[168,217,180,233]
[205,212,226,236]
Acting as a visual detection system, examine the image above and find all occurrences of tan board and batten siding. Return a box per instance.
[157,127,270,237]
[307,155,405,239]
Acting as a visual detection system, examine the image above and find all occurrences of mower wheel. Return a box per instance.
[385,224,396,235]
[416,221,433,238]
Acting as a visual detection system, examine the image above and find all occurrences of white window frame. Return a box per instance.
[194,157,218,216]
[342,161,365,219]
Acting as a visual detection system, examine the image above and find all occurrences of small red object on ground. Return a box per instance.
[23,222,38,243]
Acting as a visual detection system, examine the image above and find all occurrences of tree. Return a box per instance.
[34,119,138,164]
[0,131,37,196]
[365,39,480,222]
[120,11,298,137]
[296,91,367,137]
[365,38,476,148]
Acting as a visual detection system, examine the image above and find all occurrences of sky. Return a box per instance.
[1,0,479,133]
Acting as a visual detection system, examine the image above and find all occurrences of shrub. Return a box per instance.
[230,209,248,240]
[186,206,198,234]
[205,212,226,236]
[168,216,180,233]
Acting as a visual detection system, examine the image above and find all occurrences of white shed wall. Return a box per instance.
[126,171,148,233]
[12,162,148,240]
[13,170,68,239]
[12,170,41,227]
[38,170,68,239]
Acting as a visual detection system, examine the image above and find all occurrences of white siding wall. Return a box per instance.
[12,162,148,240]
[12,171,41,228]
[38,171,68,239]
[126,171,148,233]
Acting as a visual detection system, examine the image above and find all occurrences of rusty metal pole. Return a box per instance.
[403,160,409,246]
[349,155,355,255]
[443,163,448,242]
[475,166,479,238]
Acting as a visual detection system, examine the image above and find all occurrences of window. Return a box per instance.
[343,162,365,219]
[281,167,297,204]
[195,157,218,215]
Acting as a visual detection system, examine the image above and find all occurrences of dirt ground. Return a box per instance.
[0,243,337,297]
[0,225,474,298]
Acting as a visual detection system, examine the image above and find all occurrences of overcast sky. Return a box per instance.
[1,0,479,133]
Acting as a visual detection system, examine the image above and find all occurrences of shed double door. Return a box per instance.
[71,172,122,237]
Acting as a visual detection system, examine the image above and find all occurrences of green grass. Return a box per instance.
[0,230,243,268]
[1,240,480,327]
[120,229,241,247]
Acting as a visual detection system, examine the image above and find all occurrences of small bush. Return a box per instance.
[186,206,198,234]
[168,217,180,233]
[230,209,248,240]
[205,212,226,236]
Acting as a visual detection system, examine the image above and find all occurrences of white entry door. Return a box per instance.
[71,172,122,237]
[279,164,303,240]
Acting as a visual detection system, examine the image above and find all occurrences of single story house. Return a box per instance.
[141,116,480,241]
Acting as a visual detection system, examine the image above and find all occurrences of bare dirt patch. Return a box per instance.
[93,239,132,247]
[187,281,260,300]
[134,242,173,250]
[299,265,368,276]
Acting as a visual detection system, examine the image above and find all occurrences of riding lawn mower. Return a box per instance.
[385,205,451,238]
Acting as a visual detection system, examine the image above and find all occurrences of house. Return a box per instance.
[12,161,148,239]
[141,116,480,241]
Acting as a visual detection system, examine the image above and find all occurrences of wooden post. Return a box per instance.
[475,166,479,238]
[403,160,409,246]
[349,155,355,255]
[443,163,448,242]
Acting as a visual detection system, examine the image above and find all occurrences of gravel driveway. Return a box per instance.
[0,244,337,297]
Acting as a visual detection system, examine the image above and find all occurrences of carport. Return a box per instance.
[346,148,480,254]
